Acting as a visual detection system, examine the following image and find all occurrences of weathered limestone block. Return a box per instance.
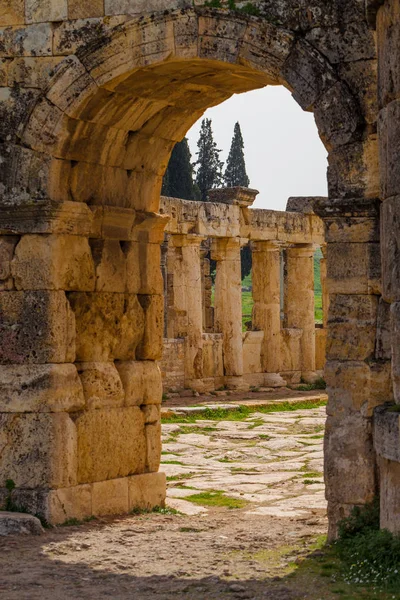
[379,101,400,198]
[325,412,376,505]
[128,472,166,511]
[8,57,65,89]
[280,39,337,110]
[0,512,44,536]
[116,360,162,405]
[75,407,146,484]
[242,331,263,375]
[69,292,144,362]
[326,242,381,294]
[338,59,378,126]
[70,162,130,207]
[390,302,400,403]
[305,22,375,65]
[327,137,380,199]
[136,295,164,361]
[142,404,160,424]
[68,0,105,19]
[376,298,392,360]
[0,87,41,145]
[377,0,400,107]
[379,457,400,534]
[0,23,54,57]
[146,421,161,472]
[0,290,75,364]
[381,197,400,302]
[325,360,370,416]
[25,0,68,23]
[76,362,124,410]
[370,361,393,408]
[0,412,77,488]
[12,234,95,291]
[0,0,25,26]
[315,327,327,371]
[327,294,378,361]
[280,328,302,373]
[314,81,361,150]
[125,241,163,295]
[48,484,92,525]
[0,364,84,412]
[90,239,126,293]
[92,478,129,516]
[374,405,400,463]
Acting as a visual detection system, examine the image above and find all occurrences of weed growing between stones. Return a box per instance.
[162,399,327,424]
[60,516,97,527]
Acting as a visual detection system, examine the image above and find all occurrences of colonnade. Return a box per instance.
[159,191,327,392]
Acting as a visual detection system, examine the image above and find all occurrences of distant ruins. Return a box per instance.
[0,0,399,540]
[159,190,326,393]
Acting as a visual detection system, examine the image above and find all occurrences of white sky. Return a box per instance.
[186,86,328,212]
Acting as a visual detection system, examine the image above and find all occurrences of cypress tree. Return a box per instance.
[161,138,198,200]
[224,121,250,188]
[194,118,224,201]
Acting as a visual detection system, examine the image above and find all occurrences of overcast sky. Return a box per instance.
[186,86,328,212]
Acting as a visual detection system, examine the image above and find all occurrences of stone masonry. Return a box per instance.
[0,0,397,536]
[159,189,326,393]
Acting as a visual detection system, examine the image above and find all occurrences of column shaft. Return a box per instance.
[171,235,204,385]
[285,244,316,375]
[252,241,282,373]
[212,238,243,378]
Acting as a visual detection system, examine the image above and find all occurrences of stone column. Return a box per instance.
[211,237,246,389]
[285,244,317,381]
[251,241,286,386]
[171,235,204,390]
[320,245,329,329]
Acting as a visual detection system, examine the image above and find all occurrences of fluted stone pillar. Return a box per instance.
[171,235,204,389]
[285,244,317,381]
[252,241,286,386]
[211,237,246,389]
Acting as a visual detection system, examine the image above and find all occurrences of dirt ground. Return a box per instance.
[0,404,333,600]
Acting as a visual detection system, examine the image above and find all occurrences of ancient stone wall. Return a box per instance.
[372,0,400,534]
[0,1,388,532]
[160,191,326,393]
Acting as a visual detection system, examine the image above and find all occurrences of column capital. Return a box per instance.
[211,237,241,261]
[250,240,284,253]
[170,234,206,248]
[286,243,317,258]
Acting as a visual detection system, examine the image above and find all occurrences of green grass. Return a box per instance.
[166,473,196,482]
[239,249,323,330]
[130,506,180,516]
[185,490,247,509]
[162,399,327,424]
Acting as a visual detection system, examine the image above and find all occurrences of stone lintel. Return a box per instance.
[208,187,259,207]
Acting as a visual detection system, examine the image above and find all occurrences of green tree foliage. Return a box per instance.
[194,119,224,201]
[241,245,252,280]
[162,138,200,200]
[224,121,250,188]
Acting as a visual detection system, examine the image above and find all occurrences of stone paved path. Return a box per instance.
[163,407,326,519]
[0,405,331,600]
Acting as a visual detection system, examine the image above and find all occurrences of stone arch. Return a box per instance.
[0,6,383,534]
[3,8,377,213]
